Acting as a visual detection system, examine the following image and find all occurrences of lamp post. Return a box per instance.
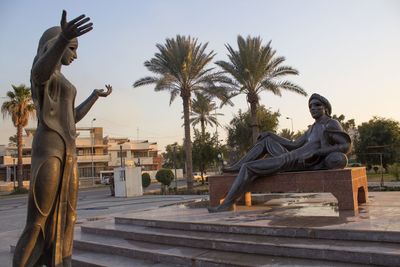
[91,118,96,185]
[13,157,16,189]
[173,144,178,189]
[217,153,224,174]
[286,117,294,132]
[118,143,126,181]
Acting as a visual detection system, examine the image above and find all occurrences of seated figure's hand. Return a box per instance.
[94,84,112,98]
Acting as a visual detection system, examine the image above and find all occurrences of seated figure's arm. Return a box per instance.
[317,120,351,156]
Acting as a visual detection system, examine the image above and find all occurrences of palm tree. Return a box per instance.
[1,84,35,189]
[133,35,229,191]
[190,92,223,137]
[216,35,307,144]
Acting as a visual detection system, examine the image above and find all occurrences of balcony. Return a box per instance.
[2,156,31,166]
[77,154,110,163]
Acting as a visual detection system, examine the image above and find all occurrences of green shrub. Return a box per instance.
[155,169,174,186]
[10,187,29,195]
[141,172,151,188]
[388,163,400,181]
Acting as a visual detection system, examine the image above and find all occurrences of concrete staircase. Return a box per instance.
[72,216,400,266]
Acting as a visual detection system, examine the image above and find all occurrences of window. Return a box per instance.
[133,151,148,158]
[117,151,127,158]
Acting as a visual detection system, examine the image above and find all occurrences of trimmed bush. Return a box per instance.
[155,169,174,186]
[142,172,151,188]
[10,187,29,195]
[388,163,400,181]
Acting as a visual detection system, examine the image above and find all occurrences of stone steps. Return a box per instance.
[74,218,400,266]
[72,248,175,267]
[73,228,365,267]
[115,216,400,243]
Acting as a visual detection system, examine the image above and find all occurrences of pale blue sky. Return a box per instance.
[1,0,399,151]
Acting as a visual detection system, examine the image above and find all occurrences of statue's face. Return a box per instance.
[309,98,326,119]
[61,38,78,66]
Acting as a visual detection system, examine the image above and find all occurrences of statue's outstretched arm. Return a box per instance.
[75,85,112,123]
[32,11,93,83]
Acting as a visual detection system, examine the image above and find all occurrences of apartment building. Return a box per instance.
[0,127,162,182]
[107,138,162,171]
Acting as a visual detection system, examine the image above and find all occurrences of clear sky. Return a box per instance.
[1,0,399,151]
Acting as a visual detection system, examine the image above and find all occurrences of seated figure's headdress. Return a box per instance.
[309,93,332,117]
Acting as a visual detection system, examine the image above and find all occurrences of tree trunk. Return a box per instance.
[250,100,259,145]
[201,119,205,137]
[182,96,194,192]
[17,125,24,189]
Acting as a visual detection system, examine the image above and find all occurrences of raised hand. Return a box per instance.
[60,10,93,40]
[94,84,112,98]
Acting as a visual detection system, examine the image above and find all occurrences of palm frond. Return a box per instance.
[133,76,160,87]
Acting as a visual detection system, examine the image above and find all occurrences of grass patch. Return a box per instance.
[145,184,209,195]
[369,186,400,191]
[366,173,399,182]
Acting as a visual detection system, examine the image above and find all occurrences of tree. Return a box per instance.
[332,114,356,134]
[162,142,185,169]
[355,117,400,167]
[190,92,223,136]
[279,128,295,140]
[216,35,307,144]
[226,105,280,159]
[155,169,174,194]
[134,35,230,192]
[192,129,219,184]
[1,84,35,189]
[141,173,151,188]
[8,134,18,146]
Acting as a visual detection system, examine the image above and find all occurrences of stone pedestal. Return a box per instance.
[208,167,368,213]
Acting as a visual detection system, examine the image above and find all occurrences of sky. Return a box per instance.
[1,0,399,151]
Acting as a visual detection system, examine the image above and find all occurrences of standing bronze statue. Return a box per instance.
[209,93,351,213]
[13,11,112,267]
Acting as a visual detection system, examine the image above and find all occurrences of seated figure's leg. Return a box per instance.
[223,137,287,173]
[324,152,348,169]
[13,157,61,267]
[209,156,286,212]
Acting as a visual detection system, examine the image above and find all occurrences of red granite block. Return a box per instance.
[208,167,368,213]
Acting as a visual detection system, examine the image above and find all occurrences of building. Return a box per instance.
[0,127,162,182]
[107,137,162,171]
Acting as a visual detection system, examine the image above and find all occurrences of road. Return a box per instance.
[0,178,194,233]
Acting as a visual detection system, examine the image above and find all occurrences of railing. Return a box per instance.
[77,154,110,163]
[2,156,31,166]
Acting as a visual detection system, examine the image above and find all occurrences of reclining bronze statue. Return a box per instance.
[208,93,351,213]
[13,11,112,267]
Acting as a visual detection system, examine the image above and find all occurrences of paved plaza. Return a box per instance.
[1,188,400,266]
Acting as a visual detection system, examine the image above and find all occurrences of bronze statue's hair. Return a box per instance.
[36,26,61,55]
[309,93,332,117]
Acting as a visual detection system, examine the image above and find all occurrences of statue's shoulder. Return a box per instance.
[325,118,344,131]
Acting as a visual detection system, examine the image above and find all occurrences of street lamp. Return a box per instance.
[172,144,178,189]
[286,117,294,132]
[91,118,96,185]
[13,157,16,189]
[217,152,224,174]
